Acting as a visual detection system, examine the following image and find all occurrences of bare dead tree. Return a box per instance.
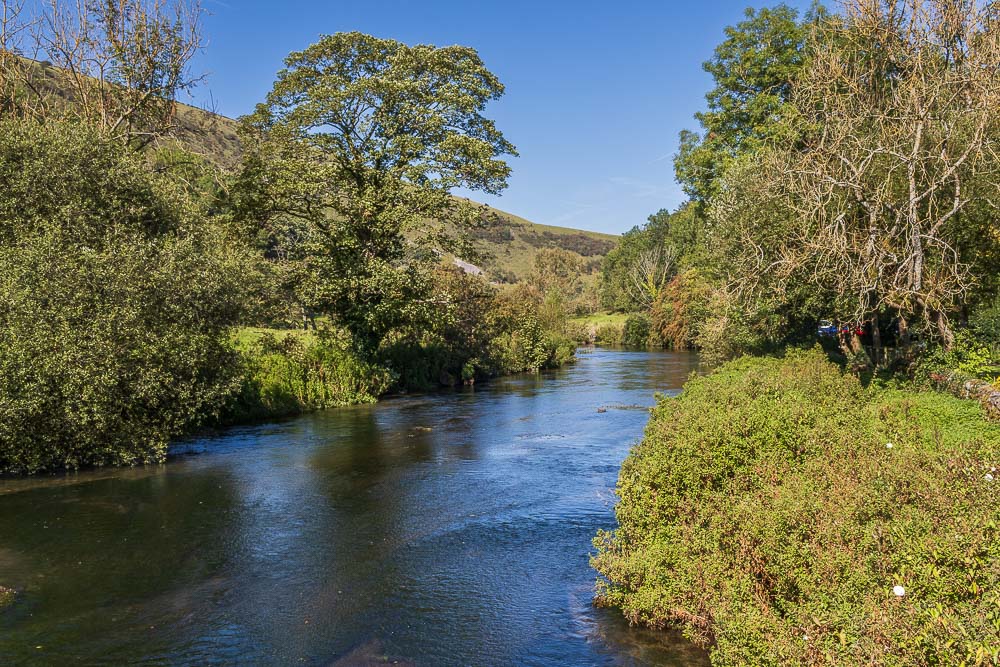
[28,0,204,148]
[626,244,677,309]
[715,0,1000,357]
[795,0,1000,349]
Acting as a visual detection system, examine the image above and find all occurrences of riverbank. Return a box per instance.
[221,325,576,425]
[593,348,1000,665]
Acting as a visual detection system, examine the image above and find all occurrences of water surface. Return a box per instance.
[0,348,706,666]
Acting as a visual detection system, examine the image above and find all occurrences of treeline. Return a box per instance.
[598,1,1000,374]
[0,1,573,475]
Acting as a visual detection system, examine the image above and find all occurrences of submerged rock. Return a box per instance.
[327,639,415,666]
[0,586,16,609]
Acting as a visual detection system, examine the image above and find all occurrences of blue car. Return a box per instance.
[817,319,839,337]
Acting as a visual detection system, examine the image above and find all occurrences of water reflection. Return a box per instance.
[0,348,707,666]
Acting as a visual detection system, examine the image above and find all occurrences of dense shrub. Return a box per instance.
[918,330,998,381]
[0,120,249,474]
[379,271,575,390]
[651,269,713,349]
[595,322,624,345]
[224,330,392,421]
[693,291,777,366]
[565,320,594,345]
[488,303,574,375]
[622,314,653,348]
[593,349,1000,666]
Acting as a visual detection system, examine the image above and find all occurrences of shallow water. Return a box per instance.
[0,348,708,666]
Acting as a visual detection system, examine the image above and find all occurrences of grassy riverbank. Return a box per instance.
[593,348,1000,666]
[221,322,576,426]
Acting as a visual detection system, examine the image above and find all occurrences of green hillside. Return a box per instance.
[458,203,617,282]
[16,58,244,167]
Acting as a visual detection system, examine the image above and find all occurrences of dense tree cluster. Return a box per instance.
[600,0,1000,371]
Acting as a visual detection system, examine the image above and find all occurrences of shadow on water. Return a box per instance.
[0,348,708,666]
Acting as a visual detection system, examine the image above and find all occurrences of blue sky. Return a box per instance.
[191,0,811,235]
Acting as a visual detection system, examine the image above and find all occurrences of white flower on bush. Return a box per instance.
[986,473,995,482]
[886,442,893,449]
[893,585,906,597]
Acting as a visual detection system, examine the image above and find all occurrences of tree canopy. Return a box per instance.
[675,4,812,205]
[237,31,516,353]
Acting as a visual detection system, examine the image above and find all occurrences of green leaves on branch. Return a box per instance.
[675,4,812,205]
[235,32,516,354]
[0,120,250,474]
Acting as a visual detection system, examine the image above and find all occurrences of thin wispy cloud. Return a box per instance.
[608,176,672,199]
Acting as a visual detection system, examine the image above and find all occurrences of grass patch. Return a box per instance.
[222,328,392,423]
[568,312,630,345]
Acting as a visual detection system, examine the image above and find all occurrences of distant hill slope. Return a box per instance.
[16,59,244,167]
[21,58,618,281]
[460,203,617,282]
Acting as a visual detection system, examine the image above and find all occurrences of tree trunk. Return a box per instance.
[934,310,955,351]
[871,314,882,367]
[838,324,871,372]
[898,315,910,349]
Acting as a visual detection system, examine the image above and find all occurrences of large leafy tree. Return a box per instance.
[236,32,516,354]
[675,4,813,205]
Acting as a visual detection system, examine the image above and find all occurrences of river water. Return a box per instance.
[0,348,707,666]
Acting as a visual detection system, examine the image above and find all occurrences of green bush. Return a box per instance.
[0,120,249,474]
[376,272,575,390]
[487,285,576,374]
[916,327,1000,383]
[546,333,577,368]
[0,586,15,609]
[593,348,1000,666]
[225,330,392,421]
[565,320,594,345]
[595,322,624,345]
[622,313,653,348]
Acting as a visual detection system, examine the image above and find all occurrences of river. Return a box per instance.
[0,348,707,666]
